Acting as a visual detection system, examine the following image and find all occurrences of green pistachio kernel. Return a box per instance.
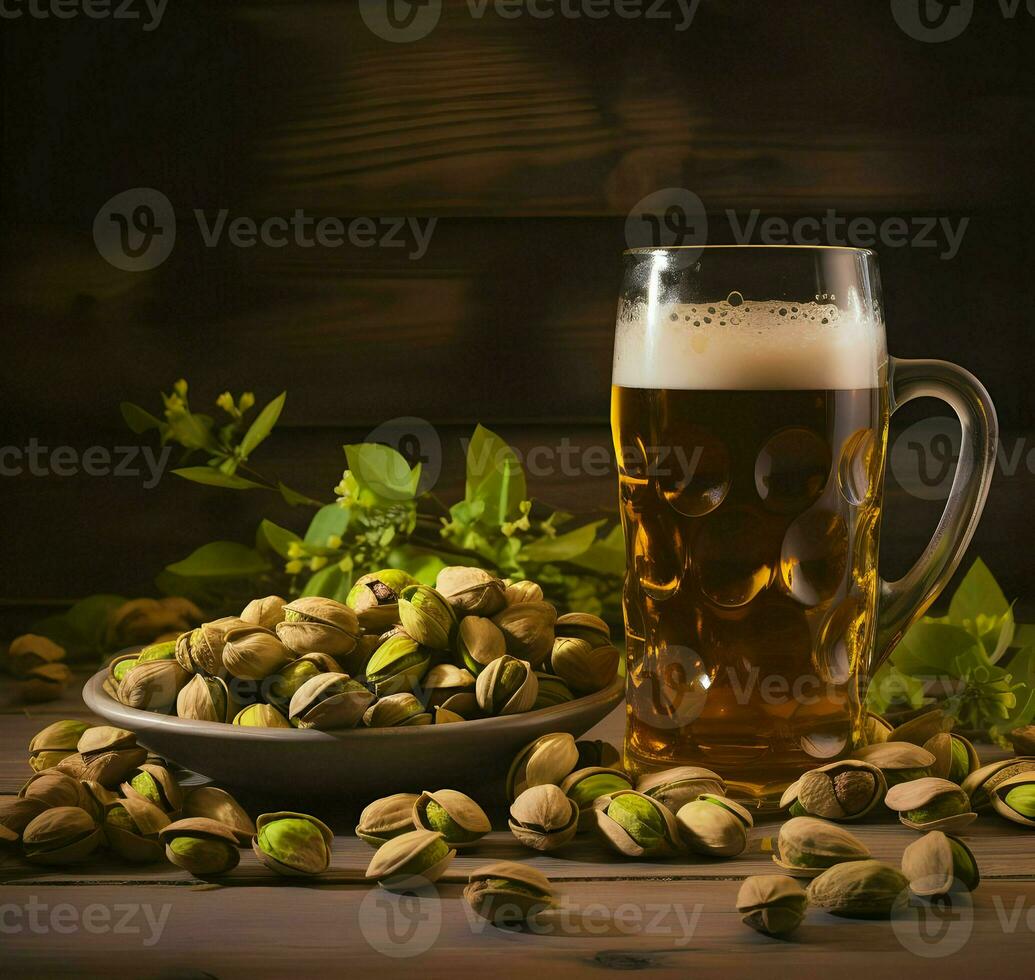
[948,740,971,783]
[906,793,967,824]
[568,774,631,808]
[607,795,664,849]
[258,818,329,872]
[1004,784,1035,819]
[168,836,237,875]
[886,767,929,786]
[424,801,480,844]
[106,805,136,832]
[948,839,979,889]
[397,837,450,877]
[137,641,178,663]
[130,771,161,807]
[113,659,138,682]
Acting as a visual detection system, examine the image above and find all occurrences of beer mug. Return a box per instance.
[611,246,997,805]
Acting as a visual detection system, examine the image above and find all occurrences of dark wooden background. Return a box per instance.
[2,0,1033,630]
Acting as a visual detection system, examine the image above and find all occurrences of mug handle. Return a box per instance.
[871,356,998,673]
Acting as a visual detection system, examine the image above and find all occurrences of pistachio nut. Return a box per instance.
[736,875,808,937]
[22,806,103,865]
[884,777,977,832]
[1010,725,1035,756]
[807,860,910,919]
[555,612,611,647]
[365,828,456,891]
[221,626,293,681]
[232,703,293,729]
[990,773,1035,828]
[20,770,88,810]
[117,659,190,712]
[240,595,287,630]
[456,617,507,675]
[861,712,893,745]
[107,597,202,648]
[465,861,555,925]
[339,635,377,678]
[435,706,466,724]
[924,732,978,784]
[397,585,457,651]
[560,767,634,831]
[413,790,491,847]
[289,673,374,730]
[104,794,171,862]
[80,780,119,822]
[504,580,543,605]
[181,787,255,844]
[962,757,1035,811]
[277,597,360,657]
[532,672,575,710]
[435,566,507,616]
[137,640,178,663]
[0,797,49,843]
[436,692,481,721]
[675,794,752,858]
[889,708,952,746]
[491,602,556,668]
[160,817,241,876]
[773,816,871,876]
[780,761,886,821]
[252,811,333,876]
[902,831,980,895]
[176,617,249,675]
[176,673,233,723]
[549,637,619,695]
[355,793,419,847]
[77,725,137,756]
[507,732,580,802]
[123,763,183,814]
[109,653,140,686]
[28,720,92,773]
[422,663,476,708]
[8,634,65,676]
[852,741,935,785]
[636,767,727,814]
[267,655,338,713]
[509,784,579,852]
[364,632,432,696]
[363,693,432,728]
[347,570,418,631]
[596,790,683,858]
[71,727,148,788]
[16,661,72,702]
[476,655,538,716]
[575,740,622,770]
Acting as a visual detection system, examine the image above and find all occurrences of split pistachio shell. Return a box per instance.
[240,595,287,629]
[0,797,49,843]
[924,732,979,784]
[364,633,432,696]
[560,767,634,831]
[464,861,555,925]
[436,707,466,724]
[176,673,233,723]
[118,659,190,711]
[807,860,910,919]
[22,806,103,865]
[962,757,1035,811]
[507,732,580,802]
[181,787,255,844]
[457,617,507,675]
[289,673,374,730]
[252,811,333,876]
[636,767,726,813]
[176,617,248,675]
[9,633,65,674]
[889,708,952,746]
[675,794,752,857]
[1009,726,1035,755]
[277,597,360,657]
[413,790,491,847]
[222,626,293,681]
[773,816,871,877]
[397,586,456,650]
[20,770,89,809]
[780,761,886,821]
[104,794,171,862]
[363,693,431,727]
[74,727,147,788]
[555,612,610,646]
[436,692,480,721]
[123,763,183,814]
[883,777,976,832]
[509,784,578,852]
[902,831,980,895]
[346,570,414,631]
[990,773,1035,828]
[596,790,683,858]
[492,602,556,667]
[861,712,893,745]
[159,818,241,876]
[476,655,538,715]
[533,673,575,710]
[852,741,936,784]
[109,652,140,686]
[28,719,92,772]
[355,793,419,847]
[504,580,543,605]
[435,566,507,616]
[736,875,808,937]
[232,703,292,729]
[422,663,475,708]
[365,828,456,890]
[549,637,620,695]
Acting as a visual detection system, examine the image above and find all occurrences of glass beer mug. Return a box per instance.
[610,246,997,805]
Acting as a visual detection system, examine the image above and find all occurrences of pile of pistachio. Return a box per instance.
[102,568,620,729]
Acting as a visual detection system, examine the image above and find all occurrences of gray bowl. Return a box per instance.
[82,669,623,800]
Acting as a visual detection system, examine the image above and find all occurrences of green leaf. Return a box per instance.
[891,621,982,679]
[173,467,266,490]
[304,504,350,548]
[258,519,302,559]
[279,482,324,508]
[239,392,286,458]
[949,558,1009,623]
[569,523,627,578]
[165,409,221,453]
[344,443,421,501]
[464,424,526,523]
[301,564,351,603]
[120,402,162,434]
[520,520,605,563]
[166,542,271,579]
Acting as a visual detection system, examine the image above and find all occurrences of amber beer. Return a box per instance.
[611,298,889,802]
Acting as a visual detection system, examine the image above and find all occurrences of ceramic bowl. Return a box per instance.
[82,669,623,800]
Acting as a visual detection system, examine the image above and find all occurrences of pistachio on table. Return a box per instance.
[989,773,1035,828]
[807,860,910,919]
[852,741,936,785]
[160,817,241,876]
[772,816,870,877]
[888,708,952,746]
[20,770,90,810]
[509,784,579,852]
[507,732,580,803]
[465,861,556,926]
[883,777,977,832]
[595,790,683,858]
[780,760,886,821]
[560,767,633,831]
[0,797,49,843]
[412,790,491,848]
[962,757,1035,811]
[181,786,255,844]
[22,806,104,865]
[675,794,752,858]
[62,726,147,788]
[924,732,979,784]
[365,828,456,891]
[901,831,980,895]
[636,766,726,814]
[252,811,333,876]
[28,719,92,772]
[736,875,807,937]
[123,763,183,815]
[356,793,419,847]
[104,795,170,863]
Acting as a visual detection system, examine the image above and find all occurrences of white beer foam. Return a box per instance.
[613,301,886,390]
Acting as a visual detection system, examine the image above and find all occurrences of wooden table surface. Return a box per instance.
[2,677,1033,979]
